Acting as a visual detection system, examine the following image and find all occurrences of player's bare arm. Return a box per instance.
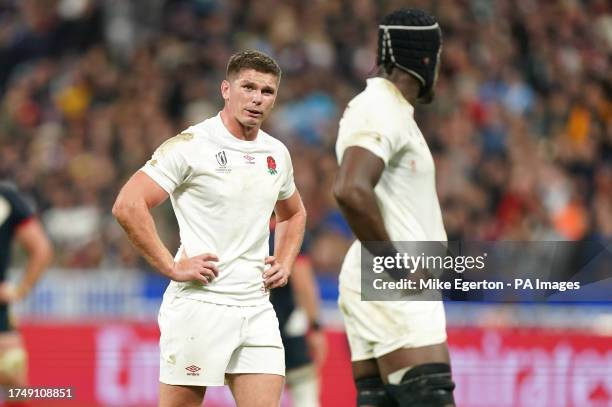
[335,146,438,286]
[112,171,219,284]
[290,258,321,328]
[265,191,306,289]
[0,218,53,303]
[334,145,390,243]
[290,257,327,366]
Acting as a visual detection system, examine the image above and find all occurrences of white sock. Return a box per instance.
[388,367,412,385]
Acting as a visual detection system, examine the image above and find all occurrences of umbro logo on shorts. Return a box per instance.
[185,365,202,376]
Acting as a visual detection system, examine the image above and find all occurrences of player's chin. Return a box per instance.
[241,114,263,127]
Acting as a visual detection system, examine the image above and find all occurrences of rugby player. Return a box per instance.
[333,9,455,407]
[113,50,306,407]
[0,182,53,390]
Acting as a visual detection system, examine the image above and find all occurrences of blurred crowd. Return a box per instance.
[0,0,610,275]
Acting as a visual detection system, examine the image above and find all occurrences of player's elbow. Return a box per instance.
[333,180,352,206]
[111,199,125,220]
[113,194,149,226]
[297,204,307,221]
[333,180,369,210]
[19,221,54,267]
[29,233,54,267]
[112,196,135,223]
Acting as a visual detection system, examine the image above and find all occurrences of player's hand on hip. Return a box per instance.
[263,256,289,289]
[171,253,219,284]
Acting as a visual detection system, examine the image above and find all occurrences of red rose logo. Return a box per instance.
[267,156,277,175]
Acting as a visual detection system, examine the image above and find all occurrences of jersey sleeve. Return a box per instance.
[1,188,35,229]
[141,133,194,194]
[336,106,404,166]
[278,146,296,201]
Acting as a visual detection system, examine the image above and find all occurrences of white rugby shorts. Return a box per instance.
[338,286,447,361]
[158,295,285,386]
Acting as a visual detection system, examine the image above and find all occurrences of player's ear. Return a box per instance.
[221,79,230,101]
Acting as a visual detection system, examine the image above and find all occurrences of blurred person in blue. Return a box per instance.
[113,50,306,407]
[334,9,455,407]
[0,182,53,389]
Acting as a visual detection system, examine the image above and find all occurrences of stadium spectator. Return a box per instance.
[0,0,609,272]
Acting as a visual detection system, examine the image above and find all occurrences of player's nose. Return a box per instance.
[251,90,263,104]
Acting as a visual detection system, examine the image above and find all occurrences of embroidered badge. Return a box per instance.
[267,156,277,175]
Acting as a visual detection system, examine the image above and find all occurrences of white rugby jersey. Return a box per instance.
[336,77,447,293]
[142,113,296,305]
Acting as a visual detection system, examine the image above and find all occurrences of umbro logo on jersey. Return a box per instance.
[244,153,255,164]
[185,365,201,376]
[215,150,231,173]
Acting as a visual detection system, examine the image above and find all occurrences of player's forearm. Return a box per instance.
[290,259,321,326]
[337,187,415,282]
[18,240,53,298]
[113,200,175,278]
[273,211,306,272]
[335,185,391,243]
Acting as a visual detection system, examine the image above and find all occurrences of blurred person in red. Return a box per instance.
[334,9,455,407]
[113,50,306,407]
[0,182,53,390]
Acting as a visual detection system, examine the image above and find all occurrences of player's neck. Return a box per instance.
[220,109,259,141]
[380,69,420,105]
